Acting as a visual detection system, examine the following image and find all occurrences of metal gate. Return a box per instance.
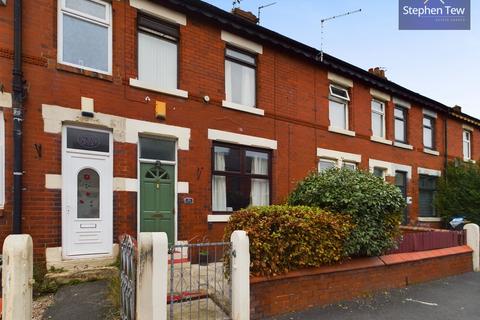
[168,242,232,320]
[120,235,137,320]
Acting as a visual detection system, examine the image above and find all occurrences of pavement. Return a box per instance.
[42,280,114,320]
[270,272,480,320]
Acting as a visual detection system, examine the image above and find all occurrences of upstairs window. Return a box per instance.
[212,144,270,213]
[463,129,472,160]
[328,85,350,130]
[137,14,179,90]
[58,0,112,74]
[423,116,435,150]
[394,106,408,143]
[371,100,386,138]
[225,47,257,108]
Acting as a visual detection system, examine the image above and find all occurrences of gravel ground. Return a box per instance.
[32,294,54,320]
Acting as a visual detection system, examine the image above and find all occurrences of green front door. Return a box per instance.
[140,163,175,243]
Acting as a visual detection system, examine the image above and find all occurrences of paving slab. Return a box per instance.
[270,272,480,320]
[43,280,113,320]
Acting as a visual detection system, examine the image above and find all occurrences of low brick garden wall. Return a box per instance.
[250,245,473,319]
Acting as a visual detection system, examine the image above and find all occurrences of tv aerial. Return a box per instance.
[320,9,362,62]
[257,2,277,24]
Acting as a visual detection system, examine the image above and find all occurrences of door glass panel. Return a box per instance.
[140,137,175,161]
[77,168,100,219]
[145,166,170,180]
[67,127,110,152]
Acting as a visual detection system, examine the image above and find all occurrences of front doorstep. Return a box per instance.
[46,244,119,272]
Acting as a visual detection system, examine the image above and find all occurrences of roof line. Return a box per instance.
[157,0,479,126]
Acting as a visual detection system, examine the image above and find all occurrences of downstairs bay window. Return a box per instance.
[212,144,271,213]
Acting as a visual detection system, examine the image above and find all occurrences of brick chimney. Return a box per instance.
[453,105,462,113]
[368,67,387,79]
[232,7,259,24]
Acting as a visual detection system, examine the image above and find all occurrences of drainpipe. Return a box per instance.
[444,114,448,174]
[12,0,24,234]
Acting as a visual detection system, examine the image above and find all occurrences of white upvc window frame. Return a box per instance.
[463,129,472,160]
[342,161,357,170]
[318,157,359,172]
[317,148,361,173]
[318,158,337,172]
[329,84,350,101]
[223,46,258,113]
[371,99,386,139]
[328,85,350,132]
[373,166,387,180]
[423,115,436,150]
[57,0,113,75]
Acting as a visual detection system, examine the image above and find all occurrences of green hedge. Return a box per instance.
[288,169,405,257]
[436,160,480,225]
[224,205,353,277]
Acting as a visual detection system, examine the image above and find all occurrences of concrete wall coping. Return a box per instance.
[250,245,472,284]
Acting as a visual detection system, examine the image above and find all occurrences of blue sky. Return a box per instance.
[204,0,480,118]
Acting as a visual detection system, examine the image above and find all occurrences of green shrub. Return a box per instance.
[288,169,405,257]
[224,205,354,276]
[436,160,480,225]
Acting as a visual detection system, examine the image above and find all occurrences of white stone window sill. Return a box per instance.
[207,215,231,223]
[370,136,393,145]
[423,148,440,156]
[222,100,265,116]
[129,78,189,99]
[328,126,356,137]
[393,142,414,150]
[417,217,443,222]
[464,158,476,164]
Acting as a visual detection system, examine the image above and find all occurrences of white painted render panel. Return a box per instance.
[208,129,277,150]
[327,72,353,88]
[317,148,361,163]
[129,0,186,25]
[221,31,263,54]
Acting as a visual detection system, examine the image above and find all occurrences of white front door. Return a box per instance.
[62,126,113,258]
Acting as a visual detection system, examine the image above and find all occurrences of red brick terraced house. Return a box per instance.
[0,0,478,264]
